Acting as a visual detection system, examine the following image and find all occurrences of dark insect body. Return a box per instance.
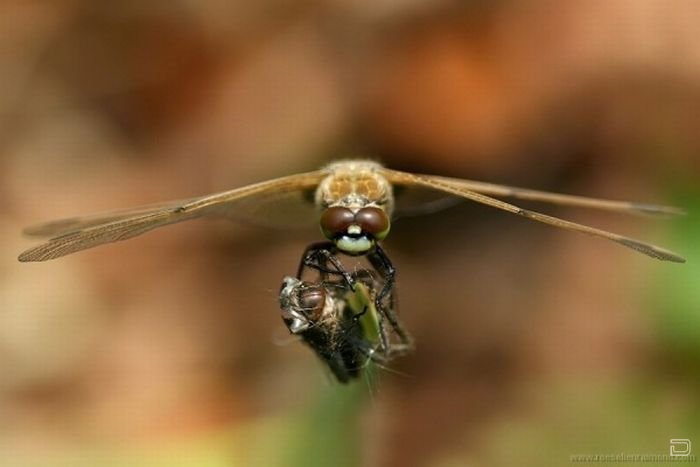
[279,242,412,383]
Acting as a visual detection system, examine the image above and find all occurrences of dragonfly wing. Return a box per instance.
[220,186,318,229]
[22,198,199,238]
[427,175,685,216]
[381,168,685,263]
[392,185,463,219]
[18,170,326,262]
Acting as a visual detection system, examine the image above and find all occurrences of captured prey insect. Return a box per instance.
[279,243,412,383]
[18,160,685,264]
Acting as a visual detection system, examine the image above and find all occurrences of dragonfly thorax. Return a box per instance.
[315,160,394,214]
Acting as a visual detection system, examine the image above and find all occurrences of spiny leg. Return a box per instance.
[296,241,354,289]
[367,244,414,352]
[296,241,334,278]
[383,280,414,357]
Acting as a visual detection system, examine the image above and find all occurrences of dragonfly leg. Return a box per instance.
[296,241,354,289]
[368,245,414,351]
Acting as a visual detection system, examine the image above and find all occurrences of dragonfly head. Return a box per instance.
[320,206,390,255]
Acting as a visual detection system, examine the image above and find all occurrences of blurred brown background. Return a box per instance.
[1,1,699,466]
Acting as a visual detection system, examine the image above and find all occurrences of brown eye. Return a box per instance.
[320,206,355,239]
[355,207,390,239]
[298,286,326,320]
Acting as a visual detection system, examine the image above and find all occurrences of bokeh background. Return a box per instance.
[1,1,699,466]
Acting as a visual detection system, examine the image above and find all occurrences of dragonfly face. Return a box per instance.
[316,161,393,255]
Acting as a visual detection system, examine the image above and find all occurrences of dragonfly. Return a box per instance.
[280,245,412,383]
[18,159,685,264]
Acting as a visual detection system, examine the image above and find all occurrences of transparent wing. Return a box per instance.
[381,168,685,263]
[392,185,463,219]
[22,198,199,238]
[219,185,319,229]
[18,170,326,262]
[426,175,685,216]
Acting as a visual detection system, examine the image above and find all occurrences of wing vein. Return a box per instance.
[18,170,326,262]
[382,168,685,263]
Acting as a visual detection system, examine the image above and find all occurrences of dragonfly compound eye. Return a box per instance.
[320,206,355,239]
[355,207,390,240]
